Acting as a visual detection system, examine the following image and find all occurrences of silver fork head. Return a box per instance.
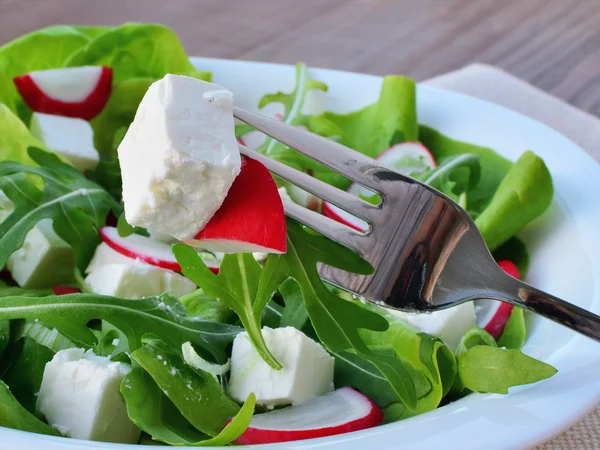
[233,107,507,311]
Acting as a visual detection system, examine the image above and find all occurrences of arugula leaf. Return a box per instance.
[419,154,481,204]
[123,367,208,445]
[0,320,8,361]
[174,246,281,370]
[497,308,527,350]
[0,148,120,271]
[130,339,241,437]
[455,327,496,356]
[0,379,59,436]
[457,346,556,393]
[66,23,209,83]
[179,289,236,324]
[475,151,553,251]
[256,221,429,411]
[124,365,255,446]
[0,294,241,362]
[419,125,513,216]
[279,278,309,330]
[1,336,54,414]
[357,313,456,420]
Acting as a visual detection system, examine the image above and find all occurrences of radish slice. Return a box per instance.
[100,227,182,272]
[476,260,521,338]
[14,66,112,120]
[187,158,286,254]
[323,142,436,232]
[99,228,220,274]
[51,286,81,295]
[234,387,383,445]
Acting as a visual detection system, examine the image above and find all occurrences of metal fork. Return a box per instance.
[234,106,600,342]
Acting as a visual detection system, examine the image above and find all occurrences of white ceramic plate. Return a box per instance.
[3,59,600,450]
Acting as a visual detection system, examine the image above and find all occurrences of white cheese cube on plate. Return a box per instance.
[37,348,140,443]
[228,326,334,407]
[386,302,476,350]
[85,262,195,299]
[6,218,75,288]
[30,112,100,172]
[85,242,136,274]
[118,74,241,240]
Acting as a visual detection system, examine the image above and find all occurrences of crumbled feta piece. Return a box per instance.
[85,242,135,274]
[37,348,140,443]
[7,218,75,288]
[118,74,241,240]
[386,302,476,350]
[30,112,100,171]
[228,327,334,407]
[84,261,195,299]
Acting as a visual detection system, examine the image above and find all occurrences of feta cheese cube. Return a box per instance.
[386,302,476,350]
[37,348,140,443]
[118,74,241,240]
[30,112,100,172]
[85,242,135,274]
[7,218,75,288]
[228,327,334,407]
[85,262,195,299]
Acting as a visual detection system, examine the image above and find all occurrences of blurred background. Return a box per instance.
[1,0,599,116]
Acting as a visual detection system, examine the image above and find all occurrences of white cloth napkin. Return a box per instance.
[424,64,600,450]
[424,64,600,162]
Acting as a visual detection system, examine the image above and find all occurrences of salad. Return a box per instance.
[0,23,557,446]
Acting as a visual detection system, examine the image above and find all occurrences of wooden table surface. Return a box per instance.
[1,1,599,449]
[1,0,600,117]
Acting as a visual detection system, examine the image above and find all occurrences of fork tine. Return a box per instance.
[233,106,382,190]
[282,200,366,252]
[240,145,378,221]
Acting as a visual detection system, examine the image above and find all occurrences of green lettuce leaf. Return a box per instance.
[456,346,556,394]
[492,236,530,276]
[0,71,16,114]
[0,106,48,167]
[66,23,208,83]
[455,327,496,356]
[179,289,237,324]
[174,247,281,370]
[130,339,242,438]
[0,320,8,362]
[475,150,553,251]
[0,379,59,436]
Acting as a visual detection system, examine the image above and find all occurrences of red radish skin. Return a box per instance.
[190,158,286,254]
[483,260,521,338]
[323,201,367,232]
[99,227,220,274]
[234,387,383,445]
[52,286,81,295]
[14,66,112,120]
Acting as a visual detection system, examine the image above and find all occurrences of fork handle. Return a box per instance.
[505,282,600,342]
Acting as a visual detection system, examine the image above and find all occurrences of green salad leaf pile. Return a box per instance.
[0,22,558,447]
